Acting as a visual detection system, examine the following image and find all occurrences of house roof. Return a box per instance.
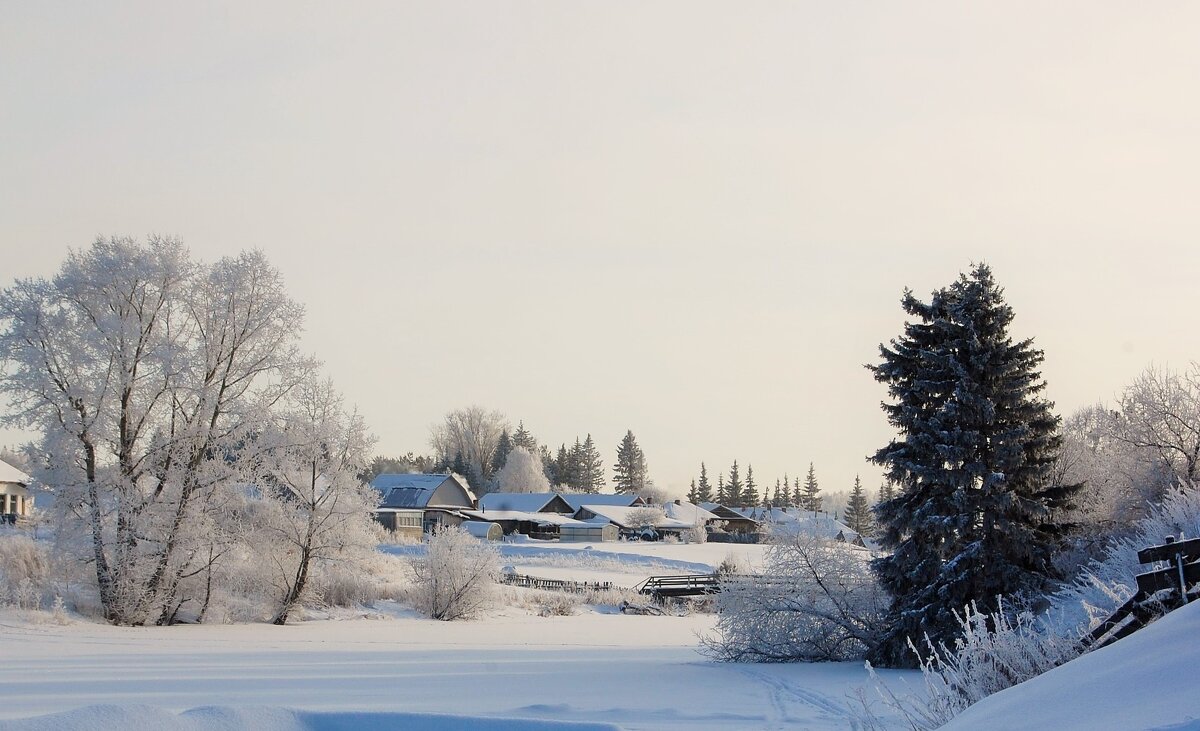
[371,473,474,509]
[662,500,720,525]
[0,460,30,485]
[478,492,572,514]
[576,504,694,531]
[560,493,645,511]
[699,503,760,523]
[462,509,585,526]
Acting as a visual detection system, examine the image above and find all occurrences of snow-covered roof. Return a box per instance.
[576,504,694,531]
[699,503,760,522]
[462,509,585,526]
[0,459,30,485]
[661,500,720,525]
[478,492,571,514]
[560,493,645,511]
[371,473,475,509]
[738,507,877,549]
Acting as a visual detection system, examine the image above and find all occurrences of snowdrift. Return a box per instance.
[940,600,1200,731]
[0,705,623,731]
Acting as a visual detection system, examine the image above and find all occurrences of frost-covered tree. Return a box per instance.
[743,465,760,507]
[800,463,822,512]
[626,505,666,531]
[429,406,509,493]
[410,526,500,621]
[843,476,873,537]
[492,446,551,493]
[0,237,315,625]
[703,533,887,662]
[612,430,649,495]
[695,463,713,503]
[868,263,1075,667]
[254,378,379,625]
[1114,363,1200,489]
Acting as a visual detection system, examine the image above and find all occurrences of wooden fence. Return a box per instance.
[500,571,615,595]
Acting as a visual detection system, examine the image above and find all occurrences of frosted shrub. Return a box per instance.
[0,533,51,609]
[410,527,501,620]
[702,533,887,662]
[683,525,708,544]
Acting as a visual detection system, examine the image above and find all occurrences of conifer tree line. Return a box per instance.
[684,459,889,518]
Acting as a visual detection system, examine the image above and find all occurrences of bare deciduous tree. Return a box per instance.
[429,406,509,492]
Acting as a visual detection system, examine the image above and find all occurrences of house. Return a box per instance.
[0,460,32,524]
[738,506,877,550]
[468,492,590,540]
[699,502,761,535]
[572,504,698,541]
[661,499,721,529]
[370,473,476,538]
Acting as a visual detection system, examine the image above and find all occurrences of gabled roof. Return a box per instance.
[478,492,573,514]
[462,509,585,526]
[575,504,694,531]
[662,500,720,525]
[560,493,645,511]
[0,460,30,485]
[700,503,759,523]
[371,473,475,509]
[738,507,877,549]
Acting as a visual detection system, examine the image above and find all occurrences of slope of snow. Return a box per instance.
[941,600,1200,731]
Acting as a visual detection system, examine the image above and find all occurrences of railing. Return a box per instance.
[1086,535,1200,649]
[500,571,615,594]
[637,573,721,599]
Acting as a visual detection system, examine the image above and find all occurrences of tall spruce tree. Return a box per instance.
[772,479,783,507]
[716,474,727,504]
[877,481,894,504]
[867,263,1075,668]
[512,421,538,452]
[577,434,605,493]
[743,464,760,507]
[491,430,513,476]
[696,463,713,503]
[792,476,801,508]
[843,475,873,536]
[686,480,699,504]
[726,461,744,506]
[801,463,822,512]
[612,430,649,494]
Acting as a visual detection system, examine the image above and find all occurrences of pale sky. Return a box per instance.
[2,2,1198,498]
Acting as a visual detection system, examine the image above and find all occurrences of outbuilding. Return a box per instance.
[461,520,503,541]
[559,523,619,543]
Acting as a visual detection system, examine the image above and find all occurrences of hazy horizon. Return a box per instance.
[3,2,1198,498]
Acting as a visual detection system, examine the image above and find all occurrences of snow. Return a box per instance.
[0,539,923,730]
[940,599,1200,731]
[0,606,917,730]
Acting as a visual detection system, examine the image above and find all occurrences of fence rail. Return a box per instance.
[500,571,615,595]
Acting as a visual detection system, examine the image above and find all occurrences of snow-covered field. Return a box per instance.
[0,539,921,731]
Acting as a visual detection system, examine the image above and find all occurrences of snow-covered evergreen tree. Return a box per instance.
[512,421,538,453]
[867,263,1075,668]
[612,430,649,494]
[726,461,744,507]
[695,463,713,503]
[576,434,605,493]
[801,463,822,512]
[772,479,783,507]
[843,475,873,536]
[490,430,513,476]
[743,465,760,507]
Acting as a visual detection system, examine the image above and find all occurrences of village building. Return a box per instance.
[0,460,32,524]
[370,473,476,539]
[699,502,762,536]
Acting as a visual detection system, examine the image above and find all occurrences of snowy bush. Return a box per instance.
[683,525,708,544]
[0,532,51,609]
[410,527,501,621]
[702,533,886,662]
